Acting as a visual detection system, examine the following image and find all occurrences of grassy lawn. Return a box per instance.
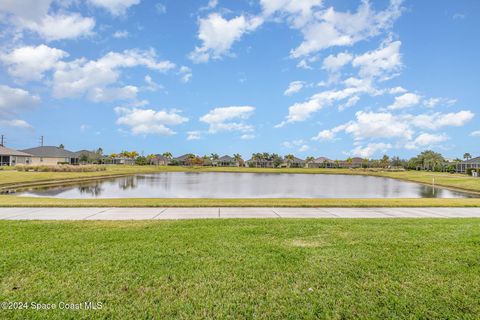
[0,219,479,319]
[1,196,480,207]
[1,166,479,207]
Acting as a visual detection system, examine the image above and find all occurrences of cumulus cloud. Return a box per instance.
[88,86,138,102]
[178,66,192,83]
[0,1,96,41]
[352,143,392,158]
[200,106,255,133]
[0,85,40,116]
[53,49,175,101]
[189,13,263,63]
[115,106,188,135]
[276,77,376,126]
[88,0,140,16]
[240,134,255,140]
[0,85,39,130]
[187,131,202,140]
[322,52,353,73]
[387,92,421,110]
[405,133,449,150]
[0,44,68,81]
[352,40,402,80]
[284,81,305,96]
[470,131,480,137]
[113,30,129,38]
[290,0,403,58]
[260,0,323,28]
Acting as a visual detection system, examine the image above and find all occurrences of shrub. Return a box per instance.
[16,165,107,172]
[466,168,478,176]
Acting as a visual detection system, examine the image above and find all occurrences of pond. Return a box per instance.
[11,172,477,199]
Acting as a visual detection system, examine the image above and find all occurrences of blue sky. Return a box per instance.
[0,0,479,159]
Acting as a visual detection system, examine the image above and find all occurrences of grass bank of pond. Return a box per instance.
[1,219,479,319]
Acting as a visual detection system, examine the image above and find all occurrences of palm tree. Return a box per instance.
[464,153,472,161]
[346,157,353,168]
[362,158,369,169]
[334,160,340,168]
[186,153,196,166]
[305,156,315,168]
[233,153,243,167]
[380,154,389,168]
[285,154,295,168]
[252,153,262,168]
[162,152,173,160]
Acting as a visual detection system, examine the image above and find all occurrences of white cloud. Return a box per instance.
[352,40,402,80]
[22,13,95,41]
[338,95,360,111]
[346,111,413,141]
[200,106,255,133]
[113,30,129,38]
[200,0,218,11]
[283,139,305,148]
[88,86,138,102]
[388,86,407,94]
[187,131,202,140]
[470,131,480,137]
[144,75,163,92]
[284,81,305,96]
[178,66,192,83]
[0,85,40,116]
[260,0,323,28]
[276,77,376,126]
[155,3,167,14]
[322,52,352,73]
[52,49,175,101]
[352,143,392,158]
[0,119,33,129]
[88,0,140,16]
[299,144,310,152]
[405,133,448,150]
[423,97,456,108]
[407,110,474,130]
[387,92,421,110]
[0,0,52,21]
[290,0,403,58]
[189,13,263,63]
[241,134,255,140]
[0,45,68,81]
[115,106,188,135]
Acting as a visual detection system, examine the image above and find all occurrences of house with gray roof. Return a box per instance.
[149,154,170,166]
[456,156,480,174]
[307,157,335,168]
[20,146,79,165]
[0,145,32,166]
[217,155,236,167]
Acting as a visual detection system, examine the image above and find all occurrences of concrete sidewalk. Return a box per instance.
[0,207,479,220]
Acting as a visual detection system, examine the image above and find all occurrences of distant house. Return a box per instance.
[217,155,236,167]
[246,157,276,168]
[456,157,480,174]
[339,157,364,168]
[102,156,135,165]
[74,150,98,163]
[21,146,79,165]
[0,145,32,166]
[308,157,335,168]
[173,154,194,166]
[149,154,169,166]
[284,156,305,168]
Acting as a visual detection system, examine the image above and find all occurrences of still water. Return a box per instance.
[13,172,477,199]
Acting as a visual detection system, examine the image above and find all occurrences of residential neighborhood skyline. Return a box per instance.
[0,1,479,158]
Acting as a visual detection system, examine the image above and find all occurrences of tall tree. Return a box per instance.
[464,153,472,161]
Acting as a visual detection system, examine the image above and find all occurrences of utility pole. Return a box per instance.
[39,136,44,147]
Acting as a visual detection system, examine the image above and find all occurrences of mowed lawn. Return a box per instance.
[1,219,479,319]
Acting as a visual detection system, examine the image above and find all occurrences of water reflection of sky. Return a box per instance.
[15,172,478,199]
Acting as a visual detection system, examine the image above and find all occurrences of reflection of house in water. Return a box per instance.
[78,183,104,197]
[118,176,138,190]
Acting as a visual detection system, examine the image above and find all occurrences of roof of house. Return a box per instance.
[74,150,97,157]
[285,156,305,163]
[152,154,169,161]
[218,155,234,162]
[460,156,480,164]
[0,145,32,157]
[20,146,77,158]
[174,154,195,161]
[314,157,333,163]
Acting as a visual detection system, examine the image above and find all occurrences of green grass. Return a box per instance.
[1,219,479,319]
[1,196,480,207]
[1,166,479,207]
